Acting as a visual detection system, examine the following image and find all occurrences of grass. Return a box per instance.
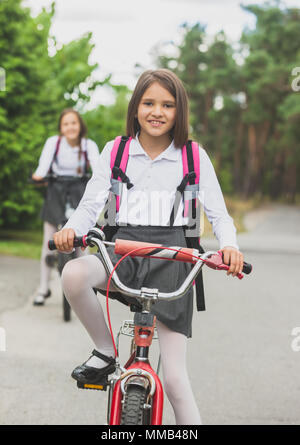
[0,227,99,259]
[0,196,265,259]
[201,195,260,238]
[0,229,43,259]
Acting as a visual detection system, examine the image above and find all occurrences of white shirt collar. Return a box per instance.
[129,134,180,162]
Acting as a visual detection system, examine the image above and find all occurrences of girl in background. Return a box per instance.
[32,109,100,305]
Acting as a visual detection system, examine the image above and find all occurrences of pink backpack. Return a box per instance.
[102,135,205,311]
[109,135,200,218]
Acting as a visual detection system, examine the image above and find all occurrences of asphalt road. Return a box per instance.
[1,204,300,425]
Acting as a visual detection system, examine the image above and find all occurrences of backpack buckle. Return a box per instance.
[112,166,134,189]
[188,171,196,182]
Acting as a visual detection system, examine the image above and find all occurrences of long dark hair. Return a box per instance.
[126,69,189,148]
[58,108,87,174]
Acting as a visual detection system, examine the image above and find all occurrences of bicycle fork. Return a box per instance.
[109,312,164,425]
[77,312,164,424]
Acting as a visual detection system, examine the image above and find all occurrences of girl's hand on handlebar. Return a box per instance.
[221,246,244,277]
[31,173,48,187]
[32,173,44,181]
[53,228,76,253]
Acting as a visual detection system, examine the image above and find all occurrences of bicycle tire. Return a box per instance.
[57,252,69,275]
[63,293,71,322]
[57,252,74,322]
[120,385,148,425]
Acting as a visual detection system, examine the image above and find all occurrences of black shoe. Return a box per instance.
[33,290,51,306]
[71,349,116,385]
[44,289,51,299]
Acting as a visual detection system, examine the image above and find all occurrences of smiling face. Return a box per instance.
[137,82,176,143]
[60,112,81,144]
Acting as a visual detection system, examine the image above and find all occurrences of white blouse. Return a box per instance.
[64,136,239,250]
[34,135,100,177]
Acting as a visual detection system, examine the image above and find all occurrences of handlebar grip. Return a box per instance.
[48,240,57,251]
[48,236,87,251]
[242,261,252,275]
[220,252,252,275]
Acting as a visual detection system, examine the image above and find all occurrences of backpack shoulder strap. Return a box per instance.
[49,136,61,174]
[110,135,132,212]
[168,140,200,227]
[182,142,205,312]
[110,136,130,173]
[83,150,89,172]
[82,139,90,173]
[182,140,200,218]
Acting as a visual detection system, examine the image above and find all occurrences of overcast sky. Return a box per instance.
[23,0,299,105]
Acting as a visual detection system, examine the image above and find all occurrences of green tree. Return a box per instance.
[0,0,101,228]
[156,1,300,201]
[240,2,300,200]
[83,84,130,150]
[157,26,243,194]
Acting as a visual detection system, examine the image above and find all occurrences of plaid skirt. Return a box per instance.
[94,225,197,338]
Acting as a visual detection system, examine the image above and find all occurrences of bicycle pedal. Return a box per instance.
[76,379,108,391]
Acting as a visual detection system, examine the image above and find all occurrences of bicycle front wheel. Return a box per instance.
[120,385,148,425]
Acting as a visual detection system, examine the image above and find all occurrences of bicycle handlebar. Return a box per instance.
[113,239,252,274]
[48,229,252,303]
[114,239,199,264]
[48,235,252,273]
[28,173,91,185]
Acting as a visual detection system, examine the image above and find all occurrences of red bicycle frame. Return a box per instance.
[109,362,164,425]
[109,316,164,425]
[48,229,252,425]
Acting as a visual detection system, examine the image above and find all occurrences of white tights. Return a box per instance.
[38,221,86,295]
[61,255,201,425]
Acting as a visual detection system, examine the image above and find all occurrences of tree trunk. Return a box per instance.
[270,150,284,199]
[203,90,213,135]
[215,123,222,175]
[283,151,297,203]
[243,124,257,197]
[255,120,271,191]
[234,119,244,191]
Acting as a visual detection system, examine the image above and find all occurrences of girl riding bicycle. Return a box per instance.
[53,69,244,425]
[32,108,100,305]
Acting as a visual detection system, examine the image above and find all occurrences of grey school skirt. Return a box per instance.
[94,225,194,338]
[41,179,88,227]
